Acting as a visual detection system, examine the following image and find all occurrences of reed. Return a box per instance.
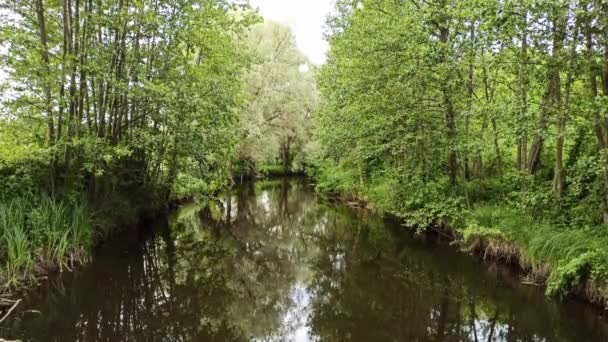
[0,194,94,291]
[0,199,33,289]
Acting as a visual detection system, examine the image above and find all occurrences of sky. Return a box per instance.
[249,0,333,65]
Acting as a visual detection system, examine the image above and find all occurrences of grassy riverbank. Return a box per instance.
[0,188,169,293]
[0,195,93,290]
[0,0,257,295]
[311,169,608,309]
[463,206,608,308]
[309,0,608,313]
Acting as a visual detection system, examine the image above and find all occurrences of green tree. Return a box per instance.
[313,0,608,226]
[1,0,255,198]
[239,21,317,175]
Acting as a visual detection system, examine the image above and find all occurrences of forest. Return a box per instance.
[312,0,608,306]
[1,0,608,314]
[0,0,315,290]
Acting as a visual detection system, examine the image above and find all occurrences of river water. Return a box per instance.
[1,178,607,341]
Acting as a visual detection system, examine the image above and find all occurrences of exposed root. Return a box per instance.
[575,281,608,310]
[462,233,547,282]
[464,233,523,266]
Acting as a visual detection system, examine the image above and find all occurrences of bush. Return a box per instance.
[384,176,465,231]
[314,162,361,197]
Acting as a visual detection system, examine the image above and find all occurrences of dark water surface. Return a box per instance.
[2,178,608,341]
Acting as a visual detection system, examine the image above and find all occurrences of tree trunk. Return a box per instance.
[64,0,79,173]
[491,113,502,172]
[482,62,502,172]
[528,15,565,174]
[35,0,56,192]
[281,138,291,175]
[603,0,608,99]
[553,19,578,197]
[586,7,608,223]
[166,134,180,191]
[440,27,457,185]
[517,1,529,173]
[464,22,475,181]
[602,0,608,223]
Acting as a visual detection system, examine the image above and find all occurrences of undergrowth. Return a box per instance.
[462,205,608,305]
[312,164,608,307]
[0,194,94,292]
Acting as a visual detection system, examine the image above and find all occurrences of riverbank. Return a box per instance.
[0,186,170,296]
[4,177,608,341]
[232,163,307,181]
[312,179,608,312]
[462,205,608,310]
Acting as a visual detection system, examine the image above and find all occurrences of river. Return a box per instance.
[1,178,607,341]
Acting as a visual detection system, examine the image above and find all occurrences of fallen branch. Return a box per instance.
[521,280,543,287]
[0,299,21,324]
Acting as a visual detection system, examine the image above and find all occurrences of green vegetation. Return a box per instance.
[0,194,92,290]
[464,206,608,300]
[237,21,317,177]
[311,0,608,306]
[0,0,259,290]
[0,0,318,292]
[2,0,608,312]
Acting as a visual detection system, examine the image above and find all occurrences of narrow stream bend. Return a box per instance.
[2,178,607,341]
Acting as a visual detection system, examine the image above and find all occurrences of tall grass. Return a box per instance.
[0,199,32,288]
[0,194,94,291]
[463,204,608,303]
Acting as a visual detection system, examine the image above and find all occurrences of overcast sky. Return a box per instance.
[249,0,333,65]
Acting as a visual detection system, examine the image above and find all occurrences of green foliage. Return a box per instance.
[310,0,608,303]
[547,252,594,297]
[0,0,258,288]
[0,194,93,290]
[0,122,48,197]
[257,163,289,177]
[463,205,608,300]
[461,223,507,246]
[391,179,466,230]
[455,177,514,204]
[1,0,256,199]
[238,21,317,175]
[313,162,360,197]
[0,200,33,289]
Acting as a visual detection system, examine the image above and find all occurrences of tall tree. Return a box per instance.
[239,21,317,175]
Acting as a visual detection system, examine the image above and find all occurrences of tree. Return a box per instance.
[238,21,317,176]
[313,0,608,226]
[1,0,255,199]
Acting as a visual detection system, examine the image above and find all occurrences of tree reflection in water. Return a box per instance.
[2,178,608,341]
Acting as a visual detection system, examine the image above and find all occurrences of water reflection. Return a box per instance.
[2,178,608,341]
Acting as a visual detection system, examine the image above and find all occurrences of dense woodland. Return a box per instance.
[312,0,608,304]
[1,0,261,200]
[0,0,608,309]
[0,0,314,289]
